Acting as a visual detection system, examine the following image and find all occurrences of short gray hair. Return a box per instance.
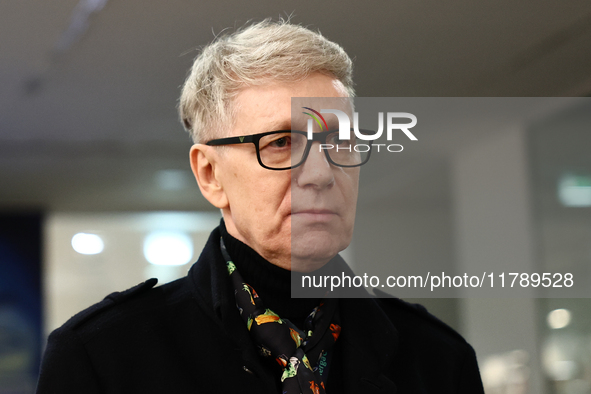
[178,19,354,143]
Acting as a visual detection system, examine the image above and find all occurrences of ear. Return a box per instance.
[189,144,229,209]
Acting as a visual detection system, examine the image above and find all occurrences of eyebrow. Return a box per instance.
[291,119,341,132]
[268,120,292,131]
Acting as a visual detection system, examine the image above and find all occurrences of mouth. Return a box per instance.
[291,209,339,222]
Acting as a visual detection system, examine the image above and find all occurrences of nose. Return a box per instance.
[294,141,335,189]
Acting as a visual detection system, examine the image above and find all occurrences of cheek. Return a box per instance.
[257,175,291,203]
[340,171,360,203]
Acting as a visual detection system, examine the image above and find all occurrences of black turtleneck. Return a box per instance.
[219,220,321,329]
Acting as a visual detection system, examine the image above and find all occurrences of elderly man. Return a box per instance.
[37,20,484,393]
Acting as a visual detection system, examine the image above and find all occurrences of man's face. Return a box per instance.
[202,73,359,271]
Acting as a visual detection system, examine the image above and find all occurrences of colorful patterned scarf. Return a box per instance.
[221,238,341,393]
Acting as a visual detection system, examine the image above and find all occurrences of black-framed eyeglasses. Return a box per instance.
[206,130,372,170]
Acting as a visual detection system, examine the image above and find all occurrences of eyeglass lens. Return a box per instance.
[257,131,369,169]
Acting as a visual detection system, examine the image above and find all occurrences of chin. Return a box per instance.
[290,234,348,272]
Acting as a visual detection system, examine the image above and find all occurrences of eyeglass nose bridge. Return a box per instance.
[292,130,345,169]
[294,138,332,169]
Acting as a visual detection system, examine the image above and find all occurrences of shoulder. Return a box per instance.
[61,278,158,330]
[372,289,472,356]
[50,276,192,344]
[370,291,484,392]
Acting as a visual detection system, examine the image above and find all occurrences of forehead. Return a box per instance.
[230,74,348,135]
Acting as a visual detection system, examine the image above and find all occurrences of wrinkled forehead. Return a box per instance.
[291,97,354,131]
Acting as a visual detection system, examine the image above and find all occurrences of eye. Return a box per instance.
[328,133,351,146]
[260,132,302,152]
[270,136,290,148]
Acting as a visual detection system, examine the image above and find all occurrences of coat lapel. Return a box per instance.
[188,227,278,393]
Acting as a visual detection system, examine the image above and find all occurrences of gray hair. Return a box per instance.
[178,19,354,143]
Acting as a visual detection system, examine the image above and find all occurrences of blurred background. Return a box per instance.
[1,1,591,393]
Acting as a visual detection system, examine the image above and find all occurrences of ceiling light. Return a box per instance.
[143,231,193,266]
[71,233,104,255]
[547,308,572,329]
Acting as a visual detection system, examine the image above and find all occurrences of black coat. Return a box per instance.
[37,227,484,393]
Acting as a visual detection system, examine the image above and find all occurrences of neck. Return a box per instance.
[222,214,292,270]
[219,220,320,327]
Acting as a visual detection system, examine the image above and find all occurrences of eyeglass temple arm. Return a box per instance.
[206,135,256,146]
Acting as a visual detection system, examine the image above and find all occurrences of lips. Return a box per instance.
[293,209,336,215]
[291,209,339,223]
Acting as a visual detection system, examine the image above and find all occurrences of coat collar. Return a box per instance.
[188,227,278,391]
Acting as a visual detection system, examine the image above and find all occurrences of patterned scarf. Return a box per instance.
[221,238,341,394]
